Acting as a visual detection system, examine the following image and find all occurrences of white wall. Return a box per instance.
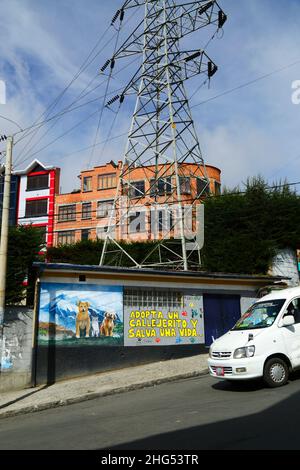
[18,174,49,225]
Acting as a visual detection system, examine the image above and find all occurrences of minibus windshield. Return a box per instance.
[232,299,286,330]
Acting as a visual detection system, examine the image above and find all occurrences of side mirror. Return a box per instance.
[281,315,295,327]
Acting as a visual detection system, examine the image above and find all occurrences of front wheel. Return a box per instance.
[263,358,289,388]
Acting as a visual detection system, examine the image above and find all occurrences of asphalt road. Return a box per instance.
[1,373,300,450]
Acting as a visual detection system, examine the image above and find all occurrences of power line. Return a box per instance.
[35,132,128,162]
[38,57,300,166]
[87,17,125,169]
[0,115,23,132]
[190,58,300,109]
[14,23,114,160]
[98,103,122,161]
[14,7,139,165]
[14,37,300,175]
[13,54,140,169]
[14,108,104,168]
[14,60,139,167]
[13,55,139,152]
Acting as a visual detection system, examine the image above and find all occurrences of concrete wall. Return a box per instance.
[270,248,300,287]
[0,307,34,392]
[0,285,261,390]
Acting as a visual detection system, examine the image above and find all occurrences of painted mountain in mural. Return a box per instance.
[40,292,122,334]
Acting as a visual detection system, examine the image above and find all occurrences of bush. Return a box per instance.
[46,177,300,275]
[6,225,44,305]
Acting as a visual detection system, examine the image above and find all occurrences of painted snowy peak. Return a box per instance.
[39,292,122,332]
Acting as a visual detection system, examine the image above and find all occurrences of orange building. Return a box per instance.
[53,161,221,245]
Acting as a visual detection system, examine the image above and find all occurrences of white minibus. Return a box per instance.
[208,287,300,387]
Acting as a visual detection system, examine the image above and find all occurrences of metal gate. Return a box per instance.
[203,294,241,346]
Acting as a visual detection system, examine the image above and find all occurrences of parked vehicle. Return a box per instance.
[208,286,300,387]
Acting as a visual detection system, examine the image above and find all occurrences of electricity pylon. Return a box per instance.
[99,0,227,270]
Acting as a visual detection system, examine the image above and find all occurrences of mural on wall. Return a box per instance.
[38,283,123,346]
[124,293,205,347]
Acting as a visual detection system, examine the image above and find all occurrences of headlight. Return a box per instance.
[233,346,255,359]
[209,346,213,358]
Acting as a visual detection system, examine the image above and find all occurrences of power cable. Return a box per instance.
[15,23,113,160]
[13,54,140,152]
[14,57,140,168]
[16,57,300,170]
[15,7,139,164]
[38,132,128,161]
[190,59,300,109]
[15,107,104,168]
[98,103,122,162]
[87,21,124,169]
[13,72,101,166]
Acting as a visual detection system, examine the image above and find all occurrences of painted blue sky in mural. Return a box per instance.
[39,283,123,333]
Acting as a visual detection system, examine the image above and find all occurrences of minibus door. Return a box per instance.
[281,298,300,368]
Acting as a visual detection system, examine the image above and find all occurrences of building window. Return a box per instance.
[179,176,191,194]
[128,211,146,233]
[83,176,92,192]
[98,173,117,190]
[96,226,109,240]
[57,231,75,245]
[25,199,48,218]
[124,288,183,308]
[214,181,221,196]
[82,202,92,220]
[27,174,49,191]
[129,181,145,198]
[97,200,114,218]
[81,229,91,241]
[58,204,76,222]
[150,177,172,197]
[196,178,210,197]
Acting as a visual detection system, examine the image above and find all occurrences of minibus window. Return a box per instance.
[232,299,286,330]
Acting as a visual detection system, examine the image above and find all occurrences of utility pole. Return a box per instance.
[0,135,13,339]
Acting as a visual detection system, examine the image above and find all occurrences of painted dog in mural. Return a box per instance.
[100,312,116,337]
[91,316,100,337]
[75,301,91,338]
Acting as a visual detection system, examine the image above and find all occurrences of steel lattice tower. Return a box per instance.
[99,0,227,270]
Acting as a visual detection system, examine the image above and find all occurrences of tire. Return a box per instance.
[263,357,289,388]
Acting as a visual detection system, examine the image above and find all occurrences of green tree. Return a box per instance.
[202,177,300,274]
[6,225,44,305]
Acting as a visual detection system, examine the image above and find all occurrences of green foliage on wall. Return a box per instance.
[47,239,186,267]
[201,177,300,274]
[46,177,300,275]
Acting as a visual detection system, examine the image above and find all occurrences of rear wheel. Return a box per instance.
[263,357,289,388]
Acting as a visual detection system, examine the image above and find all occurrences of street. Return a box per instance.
[1,373,300,450]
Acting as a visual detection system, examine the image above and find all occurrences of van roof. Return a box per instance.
[260,286,300,302]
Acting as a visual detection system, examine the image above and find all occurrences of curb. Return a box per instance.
[0,368,208,420]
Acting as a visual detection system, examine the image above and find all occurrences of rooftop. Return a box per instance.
[34,262,290,285]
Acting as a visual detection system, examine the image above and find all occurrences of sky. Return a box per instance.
[0,0,300,193]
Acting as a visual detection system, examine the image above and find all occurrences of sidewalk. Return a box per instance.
[0,354,208,420]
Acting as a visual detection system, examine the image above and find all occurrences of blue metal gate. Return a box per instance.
[203,294,241,346]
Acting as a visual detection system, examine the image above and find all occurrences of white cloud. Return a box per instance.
[201,121,284,190]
